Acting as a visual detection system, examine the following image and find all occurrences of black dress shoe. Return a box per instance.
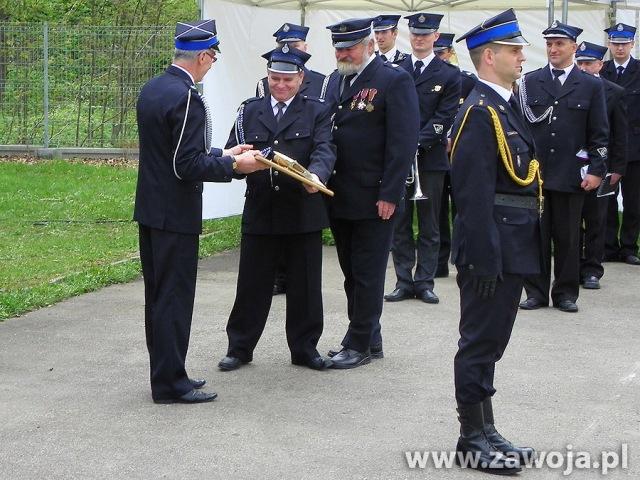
[555,300,578,313]
[154,389,217,404]
[623,254,640,265]
[384,287,414,302]
[190,378,206,389]
[582,276,600,289]
[328,343,383,359]
[417,289,439,304]
[292,355,333,370]
[328,349,371,369]
[218,356,247,371]
[519,298,547,310]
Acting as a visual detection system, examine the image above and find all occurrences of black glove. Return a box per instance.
[472,274,498,299]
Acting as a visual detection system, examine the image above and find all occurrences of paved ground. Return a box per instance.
[1,247,638,479]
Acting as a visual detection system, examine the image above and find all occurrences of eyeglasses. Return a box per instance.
[204,49,217,62]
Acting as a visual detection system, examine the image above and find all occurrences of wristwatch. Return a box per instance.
[231,156,238,172]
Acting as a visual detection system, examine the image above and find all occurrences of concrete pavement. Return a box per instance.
[1,247,638,479]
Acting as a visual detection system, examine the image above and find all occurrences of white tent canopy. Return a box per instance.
[201,0,638,218]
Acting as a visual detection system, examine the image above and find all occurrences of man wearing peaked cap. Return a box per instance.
[519,19,608,314]
[254,23,329,297]
[433,32,477,280]
[372,15,407,64]
[255,22,328,102]
[322,18,420,368]
[450,8,539,474]
[219,45,336,373]
[601,23,640,266]
[575,41,628,290]
[385,12,460,306]
[134,20,266,404]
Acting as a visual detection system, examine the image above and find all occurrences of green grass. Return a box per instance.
[0,159,242,320]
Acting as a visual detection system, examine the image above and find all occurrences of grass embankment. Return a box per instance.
[0,159,242,320]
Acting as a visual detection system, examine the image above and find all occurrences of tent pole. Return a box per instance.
[548,0,555,25]
[300,1,306,26]
[562,0,568,22]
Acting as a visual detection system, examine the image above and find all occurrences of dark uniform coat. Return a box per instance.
[601,57,640,259]
[521,66,609,191]
[323,56,420,352]
[601,77,628,175]
[222,93,336,363]
[134,65,236,401]
[256,67,329,100]
[450,81,541,404]
[396,54,461,171]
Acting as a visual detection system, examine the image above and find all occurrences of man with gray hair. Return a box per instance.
[323,18,419,369]
[135,20,266,404]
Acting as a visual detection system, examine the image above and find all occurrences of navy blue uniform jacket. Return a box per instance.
[450,82,541,276]
[601,76,628,175]
[324,56,420,219]
[397,55,461,171]
[226,94,336,235]
[521,66,608,192]
[134,65,235,235]
[601,57,638,165]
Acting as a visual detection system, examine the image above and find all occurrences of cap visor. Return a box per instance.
[334,38,367,49]
[494,35,529,46]
[268,62,300,73]
[373,25,396,32]
[609,38,633,43]
[575,56,599,61]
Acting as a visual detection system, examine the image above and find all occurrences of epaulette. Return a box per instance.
[462,70,477,77]
[242,96,261,105]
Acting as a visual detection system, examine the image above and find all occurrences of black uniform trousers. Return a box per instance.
[454,269,523,405]
[580,190,609,279]
[139,224,198,401]
[437,172,456,273]
[605,162,640,258]
[226,232,323,363]
[524,190,585,305]
[330,217,395,352]
[391,171,445,293]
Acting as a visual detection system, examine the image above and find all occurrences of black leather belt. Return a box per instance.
[494,193,538,210]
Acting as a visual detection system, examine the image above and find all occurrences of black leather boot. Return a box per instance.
[482,397,536,463]
[456,402,521,475]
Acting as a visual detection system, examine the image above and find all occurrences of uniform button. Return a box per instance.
[502,217,508,222]
[274,140,279,145]
[468,264,474,270]
[550,148,555,153]
[552,116,557,121]
[554,101,558,105]
[577,104,581,107]
[333,126,338,131]
[551,132,556,137]
[295,132,300,137]
[338,105,343,110]
[273,170,279,176]
[332,170,336,175]
[274,186,280,191]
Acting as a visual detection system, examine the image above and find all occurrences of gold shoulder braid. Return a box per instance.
[451,104,544,216]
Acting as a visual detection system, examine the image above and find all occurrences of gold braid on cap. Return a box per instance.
[451,104,544,215]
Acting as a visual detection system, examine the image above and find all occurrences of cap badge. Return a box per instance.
[580,43,586,51]
[617,24,624,31]
[551,20,558,28]
[418,14,426,23]
[282,43,290,53]
[283,24,290,32]
[433,85,442,92]
[339,24,347,32]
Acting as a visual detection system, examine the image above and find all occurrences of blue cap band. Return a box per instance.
[175,36,219,51]
[466,22,520,49]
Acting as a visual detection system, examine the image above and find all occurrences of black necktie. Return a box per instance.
[340,74,356,100]
[413,60,424,80]
[508,94,520,113]
[380,53,388,62]
[552,68,564,95]
[275,102,286,123]
[616,65,625,83]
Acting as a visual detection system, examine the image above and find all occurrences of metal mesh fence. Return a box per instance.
[0,23,174,148]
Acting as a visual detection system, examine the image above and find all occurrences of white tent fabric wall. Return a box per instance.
[201,0,625,218]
